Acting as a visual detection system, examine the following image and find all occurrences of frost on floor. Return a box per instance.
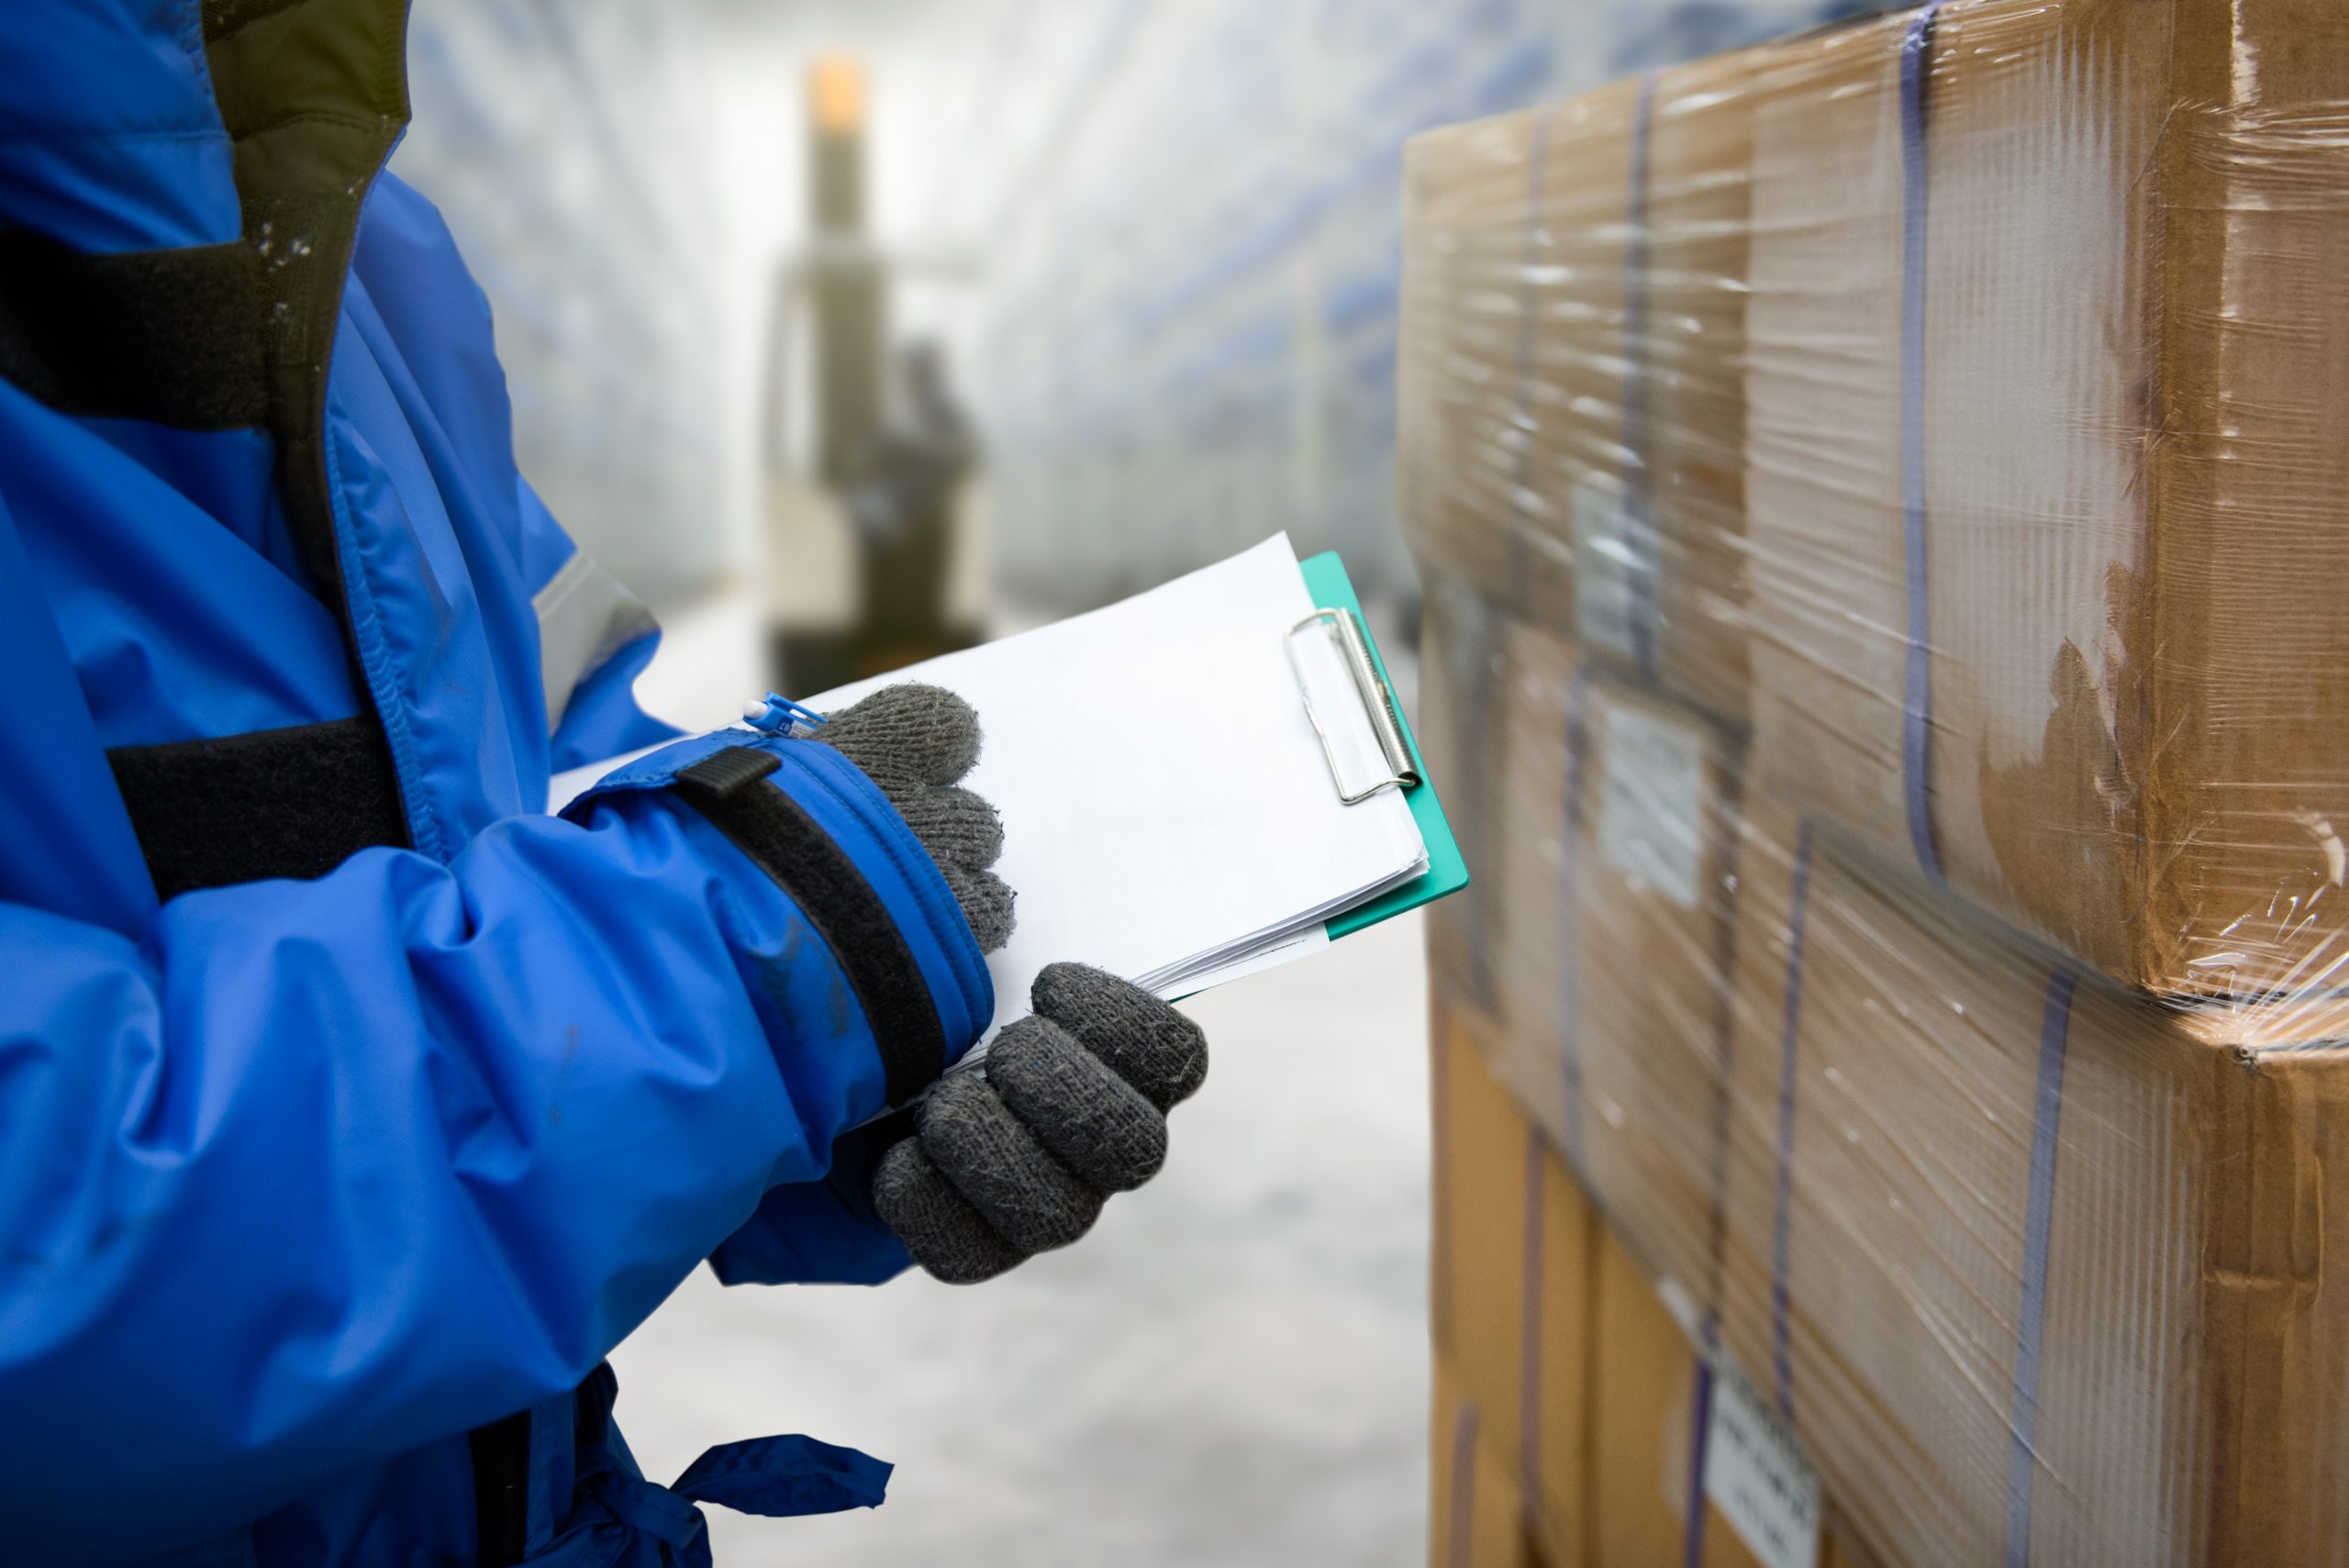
[609,910,1432,1565]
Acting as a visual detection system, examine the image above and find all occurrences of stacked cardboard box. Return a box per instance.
[1741,0,2349,1002]
[1712,800,2349,1568]
[1487,622,1740,1298]
[1404,2,2349,1564]
[1431,1003,1590,1568]
[1408,0,2349,1002]
[1400,51,1760,725]
[1421,575,1517,1019]
[1434,611,2349,1568]
[1432,999,1875,1568]
[1428,1004,1831,1568]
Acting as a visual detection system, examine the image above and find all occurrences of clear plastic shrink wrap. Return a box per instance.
[1423,573,1517,1017]
[1488,624,1742,1298]
[1404,4,2349,1566]
[1399,50,1758,725]
[1400,0,2349,1002]
[1715,797,2349,1568]
[1435,611,2349,1568]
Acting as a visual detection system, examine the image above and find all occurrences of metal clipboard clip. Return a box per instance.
[1286,606,1421,805]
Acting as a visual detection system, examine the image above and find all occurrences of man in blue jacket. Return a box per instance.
[0,2,1207,1562]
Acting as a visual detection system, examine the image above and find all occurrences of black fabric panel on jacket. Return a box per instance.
[105,717,410,904]
[202,0,306,41]
[674,747,950,1107]
[0,0,427,854]
[205,0,412,602]
[0,235,270,428]
[0,0,431,889]
[466,1412,532,1568]
[190,0,428,864]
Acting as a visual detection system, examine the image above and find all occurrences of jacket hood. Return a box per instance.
[0,0,242,252]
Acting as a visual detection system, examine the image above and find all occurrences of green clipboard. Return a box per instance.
[1293,550,1469,939]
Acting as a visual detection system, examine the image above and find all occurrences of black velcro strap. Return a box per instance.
[0,232,270,428]
[106,717,409,903]
[674,747,946,1106]
[679,744,784,796]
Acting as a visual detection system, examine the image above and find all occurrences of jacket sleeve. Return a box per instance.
[0,732,989,1565]
[708,1115,918,1287]
[349,173,677,775]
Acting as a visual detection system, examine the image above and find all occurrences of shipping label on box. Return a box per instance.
[1573,480,1642,666]
[1597,697,1707,907]
[1704,1359,1823,1568]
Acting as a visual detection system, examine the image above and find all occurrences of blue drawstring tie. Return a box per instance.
[513,1365,893,1565]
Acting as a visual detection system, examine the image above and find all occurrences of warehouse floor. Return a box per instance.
[607,591,1435,1565]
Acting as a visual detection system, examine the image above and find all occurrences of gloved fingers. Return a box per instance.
[937,863,1016,953]
[986,1017,1168,1194]
[813,683,981,792]
[919,1073,1104,1254]
[1030,962,1209,1112]
[902,785,1005,874]
[872,1138,1027,1284]
[810,684,1012,951]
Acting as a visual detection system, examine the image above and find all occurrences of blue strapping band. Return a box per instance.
[1623,70,1663,681]
[2004,968,2074,1568]
[1682,1349,1718,1568]
[1519,1129,1547,1507]
[1449,1399,1482,1568]
[1506,109,1556,589]
[1770,818,1818,1423]
[1559,662,1596,1176]
[1898,3,1946,884]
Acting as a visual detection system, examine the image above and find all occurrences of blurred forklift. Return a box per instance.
[764,56,985,694]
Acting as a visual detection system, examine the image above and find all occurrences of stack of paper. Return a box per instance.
[807,534,1430,1039]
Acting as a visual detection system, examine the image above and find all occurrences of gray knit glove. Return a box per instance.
[812,684,1210,1285]
[871,964,1208,1283]
[810,683,1015,951]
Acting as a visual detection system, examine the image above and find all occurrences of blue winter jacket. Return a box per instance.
[0,3,990,1563]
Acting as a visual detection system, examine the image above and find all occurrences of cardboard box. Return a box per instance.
[1400,53,1758,726]
[1589,1226,1772,1568]
[1439,986,1883,1568]
[1487,624,1742,1300]
[1742,0,2349,1000]
[1399,107,1553,617]
[1408,0,2349,996]
[1709,796,2349,1568]
[1431,594,2349,1564]
[1433,997,1596,1568]
[1422,575,1515,1015]
[1433,1349,1542,1568]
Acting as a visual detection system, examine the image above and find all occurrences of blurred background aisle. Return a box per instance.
[379,0,1870,1559]
[391,0,1870,641]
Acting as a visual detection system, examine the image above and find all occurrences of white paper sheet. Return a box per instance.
[805,534,1427,1037]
